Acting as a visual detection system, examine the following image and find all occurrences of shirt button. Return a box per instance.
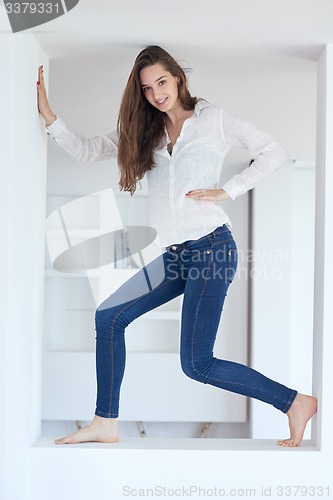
[171,245,177,250]
[206,250,211,254]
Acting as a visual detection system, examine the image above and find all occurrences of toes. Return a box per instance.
[55,438,65,445]
[55,437,70,445]
[277,438,295,447]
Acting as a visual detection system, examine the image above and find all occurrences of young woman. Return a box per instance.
[37,46,317,447]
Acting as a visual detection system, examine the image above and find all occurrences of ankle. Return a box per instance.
[93,415,117,424]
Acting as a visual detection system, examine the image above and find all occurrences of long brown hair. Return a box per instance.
[117,46,198,195]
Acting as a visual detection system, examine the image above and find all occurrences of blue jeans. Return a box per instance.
[94,225,297,418]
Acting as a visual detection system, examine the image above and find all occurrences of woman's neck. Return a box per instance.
[165,100,194,127]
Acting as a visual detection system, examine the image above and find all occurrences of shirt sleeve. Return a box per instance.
[45,116,118,163]
[220,108,289,200]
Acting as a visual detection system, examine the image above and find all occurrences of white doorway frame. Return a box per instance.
[1,35,333,499]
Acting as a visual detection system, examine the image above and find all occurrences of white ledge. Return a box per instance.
[31,436,318,452]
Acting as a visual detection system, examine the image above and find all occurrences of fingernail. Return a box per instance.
[37,81,40,85]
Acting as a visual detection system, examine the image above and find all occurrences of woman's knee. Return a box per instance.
[95,299,127,337]
[180,355,214,383]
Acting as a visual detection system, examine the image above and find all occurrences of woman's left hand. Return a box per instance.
[185,189,231,201]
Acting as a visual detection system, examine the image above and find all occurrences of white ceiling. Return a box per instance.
[30,0,333,61]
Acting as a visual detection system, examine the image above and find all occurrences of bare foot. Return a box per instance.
[277,393,317,447]
[54,415,119,445]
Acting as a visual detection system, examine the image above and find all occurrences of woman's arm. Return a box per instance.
[219,108,289,200]
[37,65,118,163]
[185,106,288,203]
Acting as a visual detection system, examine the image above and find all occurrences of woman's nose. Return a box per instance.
[153,89,162,100]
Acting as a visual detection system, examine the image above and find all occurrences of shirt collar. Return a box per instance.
[160,100,210,149]
[193,99,210,116]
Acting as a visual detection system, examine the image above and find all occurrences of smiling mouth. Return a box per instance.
[156,97,167,105]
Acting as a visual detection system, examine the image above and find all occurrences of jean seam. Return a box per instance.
[184,225,230,249]
[210,238,235,247]
[281,389,298,414]
[210,226,230,236]
[196,370,295,412]
[95,409,118,418]
[189,247,213,379]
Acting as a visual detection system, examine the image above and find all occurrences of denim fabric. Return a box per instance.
[94,225,297,418]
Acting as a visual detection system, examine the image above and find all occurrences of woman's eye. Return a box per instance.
[159,80,166,86]
[142,87,149,92]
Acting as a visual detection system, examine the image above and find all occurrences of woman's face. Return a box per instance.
[139,62,180,113]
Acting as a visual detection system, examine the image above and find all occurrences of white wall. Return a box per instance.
[28,444,331,500]
[0,22,48,500]
[290,166,315,391]
[0,32,12,500]
[313,44,333,450]
[251,162,315,439]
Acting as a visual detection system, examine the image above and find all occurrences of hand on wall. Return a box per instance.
[37,66,57,127]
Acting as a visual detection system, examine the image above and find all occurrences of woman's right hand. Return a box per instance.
[37,65,57,126]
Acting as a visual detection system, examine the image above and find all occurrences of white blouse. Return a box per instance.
[45,100,289,247]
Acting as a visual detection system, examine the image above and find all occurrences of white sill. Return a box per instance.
[32,436,319,452]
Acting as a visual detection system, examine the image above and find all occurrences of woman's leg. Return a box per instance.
[94,252,185,419]
[178,227,316,446]
[55,250,186,444]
